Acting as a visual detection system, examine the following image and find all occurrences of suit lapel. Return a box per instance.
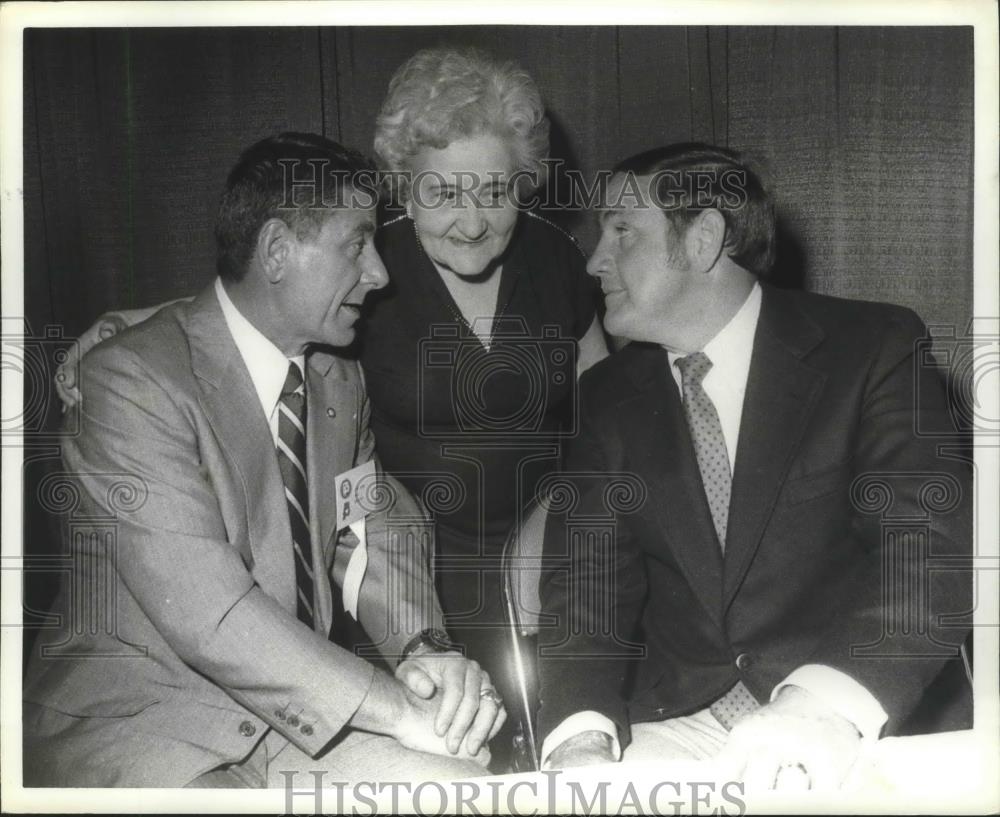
[186,285,298,615]
[620,347,725,629]
[723,287,827,608]
[306,349,357,633]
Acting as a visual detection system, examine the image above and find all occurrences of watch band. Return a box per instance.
[399,628,456,664]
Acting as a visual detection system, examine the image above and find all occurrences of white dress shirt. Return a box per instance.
[541,282,887,768]
[215,277,305,443]
[666,282,762,471]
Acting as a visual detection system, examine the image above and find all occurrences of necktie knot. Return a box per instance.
[675,351,712,388]
[281,362,304,398]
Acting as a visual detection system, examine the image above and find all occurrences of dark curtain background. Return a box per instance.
[21,25,974,635]
[24,26,973,335]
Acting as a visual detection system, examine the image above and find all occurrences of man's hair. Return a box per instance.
[373,47,550,200]
[614,143,776,278]
[215,132,376,281]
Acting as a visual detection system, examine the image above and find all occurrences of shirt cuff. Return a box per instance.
[772,664,888,740]
[539,711,621,769]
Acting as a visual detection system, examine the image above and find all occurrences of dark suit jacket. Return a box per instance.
[23,284,443,786]
[537,285,972,748]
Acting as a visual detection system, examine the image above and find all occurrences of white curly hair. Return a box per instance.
[374,47,550,199]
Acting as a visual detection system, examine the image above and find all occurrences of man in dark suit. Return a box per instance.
[23,134,504,787]
[536,143,971,789]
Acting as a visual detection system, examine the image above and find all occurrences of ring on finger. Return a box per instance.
[479,687,503,708]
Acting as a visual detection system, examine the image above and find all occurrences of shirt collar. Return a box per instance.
[214,277,305,419]
[667,282,762,378]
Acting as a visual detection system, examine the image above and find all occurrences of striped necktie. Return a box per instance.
[675,351,759,729]
[277,362,315,628]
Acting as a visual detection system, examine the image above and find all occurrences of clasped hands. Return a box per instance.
[389,646,506,767]
[550,686,862,792]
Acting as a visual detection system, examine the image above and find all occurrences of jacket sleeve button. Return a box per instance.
[239,721,257,737]
[275,710,286,720]
[301,724,314,736]
[287,715,300,727]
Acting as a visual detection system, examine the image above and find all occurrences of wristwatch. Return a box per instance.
[399,628,457,664]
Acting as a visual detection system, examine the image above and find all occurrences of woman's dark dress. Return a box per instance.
[360,212,598,737]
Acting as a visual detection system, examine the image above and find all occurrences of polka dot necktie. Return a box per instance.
[277,363,315,629]
[675,351,759,729]
[675,352,731,551]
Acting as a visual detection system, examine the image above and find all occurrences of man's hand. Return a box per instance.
[716,685,863,791]
[545,730,617,769]
[395,649,505,757]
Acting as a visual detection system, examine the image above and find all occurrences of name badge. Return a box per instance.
[334,460,376,530]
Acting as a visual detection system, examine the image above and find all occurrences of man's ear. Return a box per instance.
[684,209,727,274]
[256,218,293,284]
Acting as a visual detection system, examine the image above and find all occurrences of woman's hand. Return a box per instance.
[55,313,130,409]
[55,300,186,408]
[350,668,492,766]
[395,649,506,757]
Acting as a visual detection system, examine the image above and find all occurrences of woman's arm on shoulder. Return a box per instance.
[55,297,193,408]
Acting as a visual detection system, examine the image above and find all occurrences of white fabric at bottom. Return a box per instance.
[622,708,730,764]
[186,727,485,787]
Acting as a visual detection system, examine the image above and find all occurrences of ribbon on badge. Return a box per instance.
[335,460,376,619]
[341,518,367,619]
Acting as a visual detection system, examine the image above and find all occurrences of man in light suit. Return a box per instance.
[536,143,971,788]
[23,133,504,787]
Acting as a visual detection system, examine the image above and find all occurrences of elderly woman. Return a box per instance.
[55,47,608,767]
[362,46,607,712]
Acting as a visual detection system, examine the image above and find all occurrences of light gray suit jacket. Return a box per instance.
[23,283,444,786]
